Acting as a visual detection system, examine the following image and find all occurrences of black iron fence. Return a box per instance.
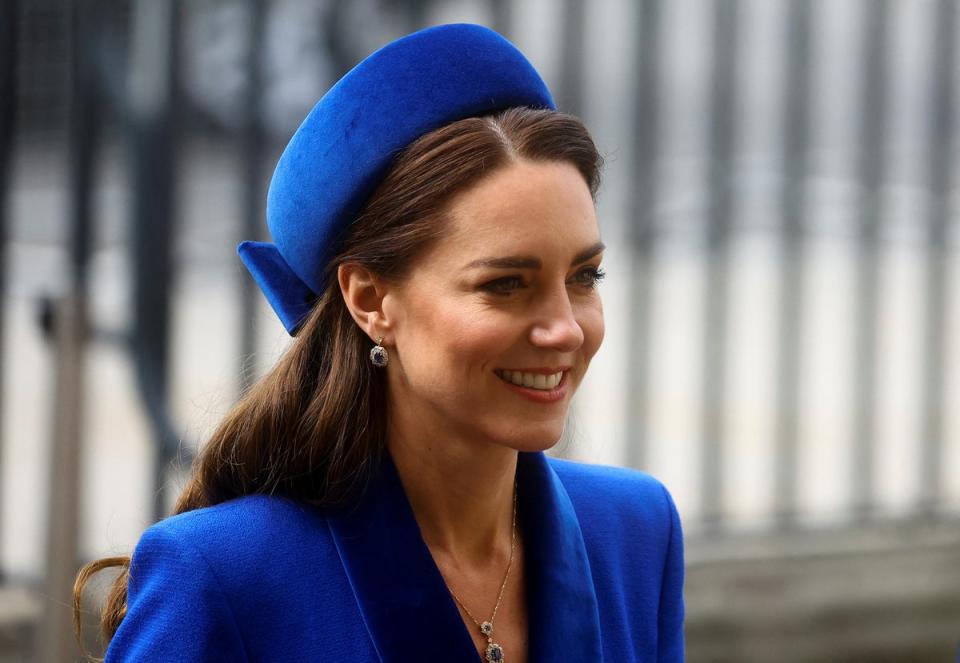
[625,0,958,529]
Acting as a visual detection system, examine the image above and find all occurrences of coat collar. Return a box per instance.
[326,449,603,662]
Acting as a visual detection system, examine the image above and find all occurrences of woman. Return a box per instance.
[75,23,684,663]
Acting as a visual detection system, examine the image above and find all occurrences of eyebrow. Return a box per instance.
[464,241,606,271]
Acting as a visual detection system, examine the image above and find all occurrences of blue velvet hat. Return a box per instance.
[237,23,556,334]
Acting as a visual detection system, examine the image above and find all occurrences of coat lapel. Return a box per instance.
[517,451,604,661]
[325,450,478,662]
[326,449,603,663]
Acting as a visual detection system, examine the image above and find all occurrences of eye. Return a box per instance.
[480,275,526,295]
[571,266,606,288]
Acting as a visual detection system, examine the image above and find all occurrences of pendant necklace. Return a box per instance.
[445,480,518,663]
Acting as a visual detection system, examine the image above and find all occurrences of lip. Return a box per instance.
[496,366,571,374]
[494,368,571,403]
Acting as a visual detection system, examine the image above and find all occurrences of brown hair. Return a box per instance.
[73,106,603,656]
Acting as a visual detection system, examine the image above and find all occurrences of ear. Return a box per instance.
[337,263,393,342]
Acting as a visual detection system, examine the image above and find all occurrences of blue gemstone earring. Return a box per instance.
[369,336,389,367]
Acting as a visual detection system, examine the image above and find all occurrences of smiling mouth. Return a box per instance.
[494,369,566,391]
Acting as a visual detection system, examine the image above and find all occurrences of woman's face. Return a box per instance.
[382,158,605,453]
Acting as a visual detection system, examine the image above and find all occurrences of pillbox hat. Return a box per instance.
[237,23,556,334]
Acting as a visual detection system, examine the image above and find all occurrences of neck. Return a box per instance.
[386,419,518,566]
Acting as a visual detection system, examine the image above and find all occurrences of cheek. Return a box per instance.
[446,306,518,354]
[405,299,513,374]
[579,299,605,361]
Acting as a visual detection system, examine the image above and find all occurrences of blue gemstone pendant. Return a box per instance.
[485,641,504,662]
[369,344,388,367]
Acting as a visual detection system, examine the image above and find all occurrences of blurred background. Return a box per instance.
[1,0,959,661]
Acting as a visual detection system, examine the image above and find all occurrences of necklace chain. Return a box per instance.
[444,479,518,660]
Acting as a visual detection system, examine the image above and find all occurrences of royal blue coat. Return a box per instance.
[105,450,685,662]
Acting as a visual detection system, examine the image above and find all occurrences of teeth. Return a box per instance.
[497,370,564,391]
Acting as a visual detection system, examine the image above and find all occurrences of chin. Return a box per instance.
[489,419,568,454]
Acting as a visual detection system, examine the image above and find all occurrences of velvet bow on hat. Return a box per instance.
[237,23,557,335]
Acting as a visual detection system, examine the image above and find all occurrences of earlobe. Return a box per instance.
[338,263,391,341]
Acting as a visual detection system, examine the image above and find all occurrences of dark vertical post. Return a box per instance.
[37,1,98,660]
[128,0,181,522]
[324,1,357,81]
[240,0,265,390]
[699,0,739,528]
[489,0,511,39]
[625,0,661,471]
[557,0,586,117]
[850,0,890,519]
[405,0,428,29]
[919,0,957,513]
[773,0,812,526]
[0,0,18,579]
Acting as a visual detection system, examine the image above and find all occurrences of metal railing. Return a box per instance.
[623,0,958,530]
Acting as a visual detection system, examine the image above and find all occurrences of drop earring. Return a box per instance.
[369,336,389,367]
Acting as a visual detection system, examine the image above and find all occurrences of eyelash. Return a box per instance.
[481,267,606,295]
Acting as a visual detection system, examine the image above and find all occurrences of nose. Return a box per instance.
[528,285,584,352]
